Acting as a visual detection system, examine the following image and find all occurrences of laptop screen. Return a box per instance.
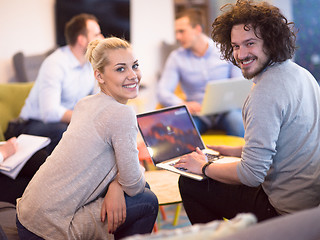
[137,105,205,164]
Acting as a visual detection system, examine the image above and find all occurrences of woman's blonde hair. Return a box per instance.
[85,37,131,73]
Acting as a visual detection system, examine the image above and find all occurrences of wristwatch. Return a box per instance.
[202,160,214,178]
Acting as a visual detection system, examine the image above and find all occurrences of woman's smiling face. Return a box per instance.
[96,48,141,104]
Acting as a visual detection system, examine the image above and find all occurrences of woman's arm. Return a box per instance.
[111,106,146,196]
[100,178,126,234]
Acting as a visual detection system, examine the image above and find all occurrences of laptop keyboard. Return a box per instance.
[169,161,187,171]
[169,153,222,172]
[206,153,221,161]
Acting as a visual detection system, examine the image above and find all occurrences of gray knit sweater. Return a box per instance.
[17,93,145,239]
[237,60,320,214]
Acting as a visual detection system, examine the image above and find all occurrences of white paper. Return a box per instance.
[0,134,50,179]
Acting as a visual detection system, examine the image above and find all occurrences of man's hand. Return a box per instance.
[174,147,207,174]
[185,101,201,114]
[101,179,126,234]
[60,109,73,123]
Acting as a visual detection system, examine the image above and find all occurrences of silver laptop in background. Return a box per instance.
[199,77,253,116]
[137,105,222,181]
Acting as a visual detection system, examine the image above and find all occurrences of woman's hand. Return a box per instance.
[101,179,126,234]
[207,145,243,158]
[174,147,207,174]
[0,137,17,160]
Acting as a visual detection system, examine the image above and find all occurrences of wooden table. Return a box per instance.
[145,170,181,205]
[145,170,182,229]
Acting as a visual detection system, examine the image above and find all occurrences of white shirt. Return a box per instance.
[20,46,96,123]
[157,37,242,106]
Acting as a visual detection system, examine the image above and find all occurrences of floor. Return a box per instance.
[144,170,191,232]
[155,204,191,231]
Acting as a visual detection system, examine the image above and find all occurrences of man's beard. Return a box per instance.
[238,56,271,79]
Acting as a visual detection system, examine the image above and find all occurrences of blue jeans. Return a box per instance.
[114,185,158,239]
[16,216,43,240]
[16,185,158,240]
[193,109,244,137]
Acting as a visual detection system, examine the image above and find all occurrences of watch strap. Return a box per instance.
[202,160,214,178]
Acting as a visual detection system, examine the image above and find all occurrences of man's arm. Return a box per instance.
[183,101,202,114]
[60,110,73,123]
[157,53,184,107]
[207,145,243,157]
[204,160,241,184]
[175,147,242,184]
[37,53,71,123]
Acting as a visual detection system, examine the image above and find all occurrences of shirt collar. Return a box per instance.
[252,61,284,84]
[186,36,213,58]
[65,45,88,69]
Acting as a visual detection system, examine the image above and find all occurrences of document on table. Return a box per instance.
[0,134,50,179]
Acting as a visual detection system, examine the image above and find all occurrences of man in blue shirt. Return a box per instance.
[157,8,244,136]
[12,13,103,154]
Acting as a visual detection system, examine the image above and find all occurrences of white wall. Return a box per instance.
[130,0,175,87]
[271,0,293,21]
[209,0,292,23]
[0,0,175,89]
[0,0,56,83]
[129,0,175,111]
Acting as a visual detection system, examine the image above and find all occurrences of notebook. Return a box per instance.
[0,134,50,179]
[199,77,253,116]
[137,105,235,181]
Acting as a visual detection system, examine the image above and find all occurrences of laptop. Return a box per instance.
[199,77,253,116]
[137,105,236,181]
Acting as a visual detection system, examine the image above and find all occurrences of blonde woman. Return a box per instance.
[16,37,158,240]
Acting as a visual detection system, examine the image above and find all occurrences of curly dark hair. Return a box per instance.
[211,0,297,66]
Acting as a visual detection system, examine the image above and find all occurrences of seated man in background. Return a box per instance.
[6,13,103,154]
[157,8,244,136]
